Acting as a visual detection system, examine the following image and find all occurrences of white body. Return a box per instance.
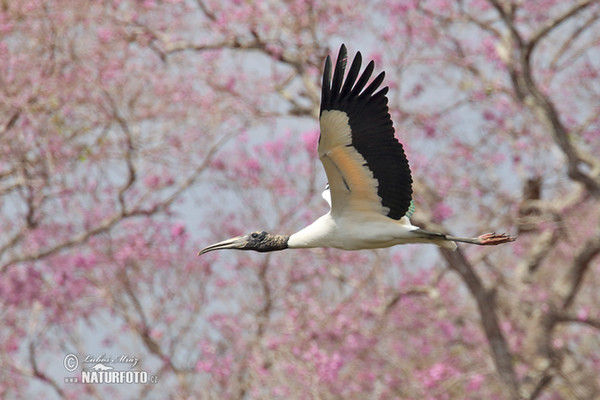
[288,211,457,250]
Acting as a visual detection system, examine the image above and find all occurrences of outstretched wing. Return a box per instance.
[318,44,412,220]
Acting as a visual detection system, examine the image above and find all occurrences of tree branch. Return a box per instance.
[1,119,231,273]
[526,1,596,55]
[555,231,600,308]
[549,9,600,70]
[28,341,66,399]
[555,314,600,330]
[440,247,520,398]
[492,0,600,195]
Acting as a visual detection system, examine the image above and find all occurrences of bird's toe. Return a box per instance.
[478,233,516,245]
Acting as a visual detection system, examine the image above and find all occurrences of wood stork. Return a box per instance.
[199,45,514,255]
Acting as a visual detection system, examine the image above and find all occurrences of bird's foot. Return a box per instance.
[477,232,516,245]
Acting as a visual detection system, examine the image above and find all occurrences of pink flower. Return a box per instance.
[466,373,485,391]
[0,12,14,33]
[577,307,589,321]
[432,202,453,222]
[301,129,319,153]
[196,360,213,373]
[482,37,499,61]
[171,222,186,237]
[368,51,383,66]
[97,27,114,43]
[144,174,161,189]
[211,157,226,171]
[482,110,495,121]
[225,77,236,92]
[417,362,457,389]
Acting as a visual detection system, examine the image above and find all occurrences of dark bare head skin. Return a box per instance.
[198,231,289,255]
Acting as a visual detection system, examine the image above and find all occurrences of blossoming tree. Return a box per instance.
[1,0,599,398]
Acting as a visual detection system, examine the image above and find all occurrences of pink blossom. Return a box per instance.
[482,37,499,61]
[303,343,344,384]
[583,129,599,144]
[144,174,161,188]
[482,109,495,121]
[272,385,290,397]
[211,157,226,171]
[424,121,436,138]
[171,222,186,237]
[417,362,457,389]
[264,137,286,160]
[432,202,453,222]
[431,0,453,12]
[407,83,424,99]
[368,51,383,66]
[150,329,163,340]
[225,76,236,92]
[301,129,319,153]
[466,373,485,391]
[196,360,213,373]
[577,307,589,321]
[0,12,14,33]
[244,157,261,173]
[97,27,114,43]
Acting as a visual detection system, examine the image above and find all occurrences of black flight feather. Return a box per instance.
[320,44,413,220]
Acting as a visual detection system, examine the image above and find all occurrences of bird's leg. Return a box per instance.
[413,229,515,246]
[446,232,516,246]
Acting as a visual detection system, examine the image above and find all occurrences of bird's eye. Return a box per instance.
[251,232,259,239]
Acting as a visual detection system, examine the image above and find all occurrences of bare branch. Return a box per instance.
[1,108,21,135]
[195,0,217,22]
[100,89,137,215]
[28,341,65,399]
[440,247,520,398]
[383,286,435,314]
[1,117,232,273]
[1,212,120,272]
[555,314,600,330]
[526,1,596,56]
[549,10,600,69]
[555,231,600,308]
[118,265,183,376]
[516,230,558,281]
[490,0,600,194]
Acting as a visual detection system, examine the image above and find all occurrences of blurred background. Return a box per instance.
[0,0,599,398]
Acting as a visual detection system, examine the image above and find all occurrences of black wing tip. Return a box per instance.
[322,55,332,86]
[330,45,349,98]
[322,44,374,110]
[335,44,348,74]
[322,45,389,98]
[321,54,333,112]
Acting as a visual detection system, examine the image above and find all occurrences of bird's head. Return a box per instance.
[198,231,289,255]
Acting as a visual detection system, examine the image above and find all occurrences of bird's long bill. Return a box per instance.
[197,235,248,255]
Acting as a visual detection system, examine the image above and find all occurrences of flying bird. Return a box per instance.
[199,45,514,255]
